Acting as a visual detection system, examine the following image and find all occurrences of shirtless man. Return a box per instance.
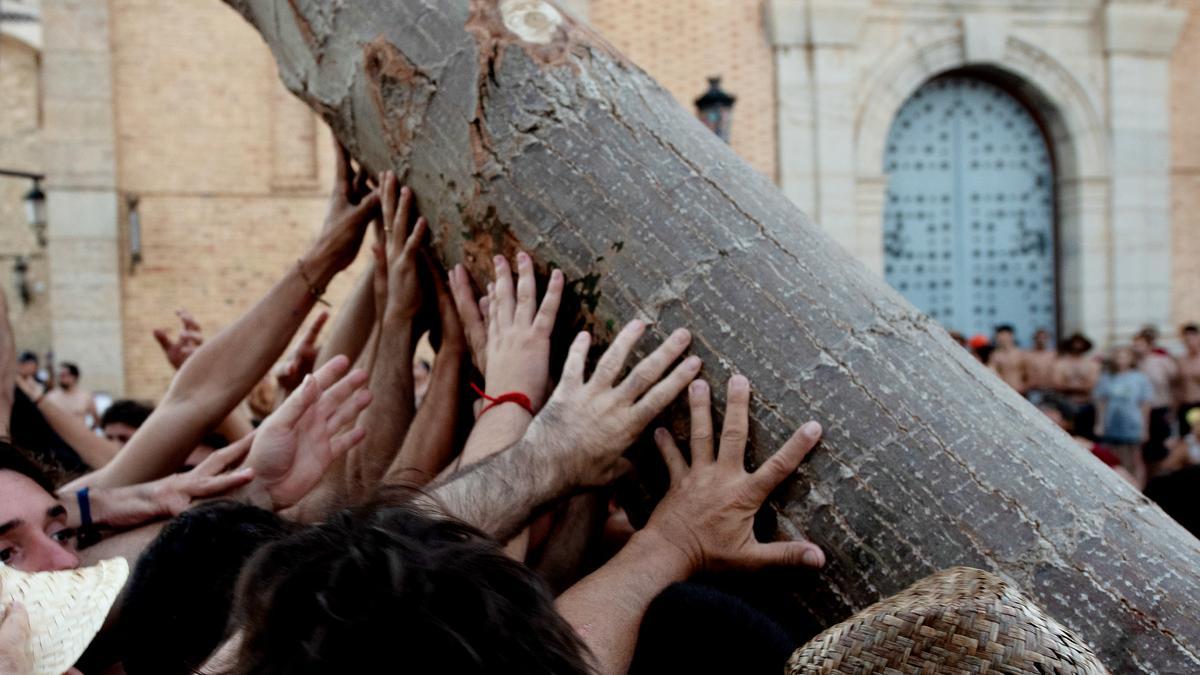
[1024,328,1057,400]
[1053,333,1101,438]
[42,362,97,427]
[1177,324,1200,435]
[987,325,1025,392]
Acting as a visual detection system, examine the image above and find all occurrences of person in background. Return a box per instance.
[987,325,1025,392]
[1094,346,1153,488]
[100,400,154,448]
[1132,329,1178,469]
[43,362,98,428]
[1024,328,1057,404]
[1176,324,1200,435]
[1053,333,1100,439]
[16,351,44,385]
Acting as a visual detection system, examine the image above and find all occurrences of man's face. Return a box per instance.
[103,421,138,448]
[0,471,80,572]
[1033,331,1049,349]
[996,331,1015,349]
[17,360,37,378]
[59,368,77,389]
[1132,337,1150,358]
[1115,348,1136,371]
[1185,331,1200,353]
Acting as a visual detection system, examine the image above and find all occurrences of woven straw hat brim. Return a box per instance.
[1,557,129,675]
[787,567,1110,675]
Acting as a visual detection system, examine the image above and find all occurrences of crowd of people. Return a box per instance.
[2,142,1197,673]
[961,323,1200,510]
[0,146,831,674]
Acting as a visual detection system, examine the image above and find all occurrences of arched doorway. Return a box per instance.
[882,74,1056,343]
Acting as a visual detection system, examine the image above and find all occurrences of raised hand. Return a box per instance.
[310,141,382,276]
[480,252,563,411]
[275,311,329,394]
[526,321,702,489]
[645,376,825,573]
[377,172,428,323]
[425,252,466,356]
[450,264,489,373]
[152,309,204,370]
[98,438,257,528]
[244,356,372,510]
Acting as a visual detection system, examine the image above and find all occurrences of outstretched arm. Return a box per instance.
[339,174,426,503]
[16,376,119,468]
[383,254,468,485]
[449,253,564,473]
[556,377,826,674]
[315,264,378,370]
[72,146,380,490]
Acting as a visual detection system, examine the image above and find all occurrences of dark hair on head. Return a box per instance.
[994,324,1015,335]
[226,494,593,675]
[0,441,56,494]
[630,582,797,675]
[119,501,300,675]
[61,362,80,378]
[18,350,37,364]
[1183,323,1200,335]
[1139,325,1159,342]
[99,399,154,430]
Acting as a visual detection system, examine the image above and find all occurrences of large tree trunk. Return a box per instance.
[225,1,1200,671]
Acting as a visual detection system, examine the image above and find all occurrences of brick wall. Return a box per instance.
[589,0,778,181]
[110,0,363,399]
[1171,3,1200,331]
[0,37,51,355]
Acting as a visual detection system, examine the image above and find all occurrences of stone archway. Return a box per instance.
[852,26,1110,342]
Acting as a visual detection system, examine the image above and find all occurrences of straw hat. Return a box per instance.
[0,557,129,675]
[788,567,1109,674]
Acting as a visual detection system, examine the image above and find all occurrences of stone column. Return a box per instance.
[766,0,876,271]
[1103,1,1186,341]
[41,0,125,394]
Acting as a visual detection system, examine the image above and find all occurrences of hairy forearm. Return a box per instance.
[34,397,119,468]
[384,346,465,486]
[555,530,694,675]
[423,437,569,542]
[344,315,416,502]
[317,263,377,369]
[86,250,335,489]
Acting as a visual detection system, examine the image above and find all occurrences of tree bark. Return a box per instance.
[224,1,1200,671]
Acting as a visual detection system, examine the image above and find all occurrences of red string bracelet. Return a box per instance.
[471,382,535,418]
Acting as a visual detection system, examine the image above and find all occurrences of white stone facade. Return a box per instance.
[765,0,1186,345]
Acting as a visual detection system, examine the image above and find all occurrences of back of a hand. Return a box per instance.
[644,376,826,574]
[527,320,701,489]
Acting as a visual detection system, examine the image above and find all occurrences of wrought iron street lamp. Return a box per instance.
[0,169,47,247]
[695,77,736,143]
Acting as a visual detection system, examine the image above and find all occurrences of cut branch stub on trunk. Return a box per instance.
[223,0,1200,671]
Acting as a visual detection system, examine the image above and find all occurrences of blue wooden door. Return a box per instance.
[882,75,1056,344]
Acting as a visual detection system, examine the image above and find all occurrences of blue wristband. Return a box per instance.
[76,487,93,529]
